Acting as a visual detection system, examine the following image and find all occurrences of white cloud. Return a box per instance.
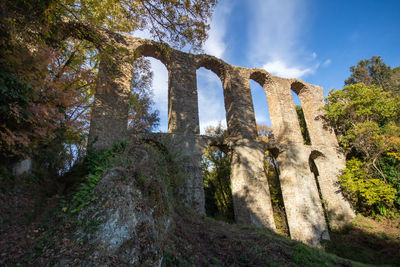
[263,59,315,78]
[140,3,232,132]
[203,2,231,58]
[311,52,317,60]
[246,0,322,78]
[200,120,227,133]
[322,59,332,67]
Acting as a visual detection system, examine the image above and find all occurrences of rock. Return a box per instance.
[58,158,171,266]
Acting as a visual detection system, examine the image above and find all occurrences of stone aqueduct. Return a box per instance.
[88,35,355,247]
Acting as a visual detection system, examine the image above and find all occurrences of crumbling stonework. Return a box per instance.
[88,34,355,246]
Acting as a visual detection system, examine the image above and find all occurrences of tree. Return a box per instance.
[345,56,400,96]
[0,0,218,164]
[256,124,274,142]
[202,123,234,222]
[128,57,159,133]
[324,83,400,212]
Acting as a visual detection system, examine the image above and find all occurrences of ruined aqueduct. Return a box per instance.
[88,34,355,247]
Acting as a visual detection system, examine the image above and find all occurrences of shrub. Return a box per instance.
[339,158,397,215]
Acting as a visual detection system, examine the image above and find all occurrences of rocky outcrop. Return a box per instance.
[57,148,171,266]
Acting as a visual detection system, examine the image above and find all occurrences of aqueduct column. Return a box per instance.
[89,49,133,150]
[168,51,205,214]
[225,67,276,230]
[265,78,329,246]
[294,83,355,229]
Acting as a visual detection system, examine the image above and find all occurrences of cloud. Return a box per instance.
[263,59,316,78]
[311,52,317,60]
[322,59,332,67]
[141,3,232,132]
[203,2,231,58]
[246,0,322,78]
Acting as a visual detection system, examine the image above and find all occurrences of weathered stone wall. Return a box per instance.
[88,34,355,247]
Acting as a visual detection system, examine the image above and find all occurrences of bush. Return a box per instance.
[339,158,397,215]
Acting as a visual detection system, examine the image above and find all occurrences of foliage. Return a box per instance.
[264,150,288,235]
[256,124,274,142]
[68,141,128,213]
[0,0,217,175]
[378,156,400,206]
[202,124,234,222]
[324,82,400,214]
[339,159,396,214]
[295,105,311,145]
[345,56,391,89]
[324,84,400,192]
[128,57,159,133]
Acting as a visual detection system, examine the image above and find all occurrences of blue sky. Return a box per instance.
[145,0,400,133]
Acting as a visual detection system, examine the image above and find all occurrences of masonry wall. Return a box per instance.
[88,35,354,247]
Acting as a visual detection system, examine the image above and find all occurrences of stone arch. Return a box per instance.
[133,42,170,68]
[195,55,235,135]
[310,150,326,161]
[308,150,328,219]
[195,55,228,83]
[290,80,312,145]
[249,69,272,87]
[290,80,309,96]
[249,70,274,138]
[195,56,228,133]
[129,43,171,132]
[308,148,355,229]
[88,34,355,246]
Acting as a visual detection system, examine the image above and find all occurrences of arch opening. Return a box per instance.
[264,149,289,236]
[196,66,227,134]
[201,125,234,223]
[249,73,274,141]
[127,57,162,133]
[291,84,311,145]
[130,56,168,132]
[309,151,329,227]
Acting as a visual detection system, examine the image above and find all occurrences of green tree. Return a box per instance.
[202,123,234,222]
[345,56,400,96]
[324,83,400,212]
[0,0,218,165]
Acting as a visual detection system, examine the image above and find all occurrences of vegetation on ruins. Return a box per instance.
[1,0,400,265]
[0,0,217,166]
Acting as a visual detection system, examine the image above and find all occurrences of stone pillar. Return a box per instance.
[264,79,329,246]
[224,67,276,230]
[173,134,206,214]
[264,79,303,144]
[167,51,204,213]
[168,51,199,134]
[296,84,338,147]
[89,50,133,150]
[223,67,258,138]
[296,83,355,229]
[312,148,355,229]
[230,139,276,230]
[275,146,329,247]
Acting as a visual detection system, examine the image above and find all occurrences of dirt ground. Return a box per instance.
[325,214,400,266]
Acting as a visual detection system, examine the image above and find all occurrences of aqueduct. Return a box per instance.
[88,34,355,247]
